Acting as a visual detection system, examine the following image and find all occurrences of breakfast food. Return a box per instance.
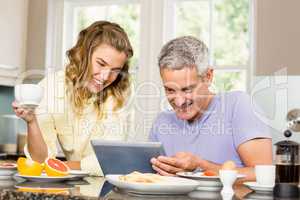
[17,157,69,177]
[17,157,43,176]
[44,158,69,177]
[203,170,218,176]
[221,160,236,170]
[119,171,163,183]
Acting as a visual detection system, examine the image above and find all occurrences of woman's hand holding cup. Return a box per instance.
[12,101,36,123]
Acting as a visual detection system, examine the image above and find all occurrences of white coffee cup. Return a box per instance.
[255,165,275,186]
[14,84,43,107]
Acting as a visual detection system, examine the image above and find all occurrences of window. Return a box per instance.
[48,0,252,136]
[63,1,140,72]
[169,0,250,92]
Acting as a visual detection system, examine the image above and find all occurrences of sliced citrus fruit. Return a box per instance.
[44,158,69,177]
[17,157,43,176]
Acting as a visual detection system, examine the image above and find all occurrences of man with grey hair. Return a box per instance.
[149,36,272,181]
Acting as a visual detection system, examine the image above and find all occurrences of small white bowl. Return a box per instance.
[0,163,17,176]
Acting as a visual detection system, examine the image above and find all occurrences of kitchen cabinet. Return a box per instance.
[254,0,300,75]
[0,0,29,86]
[0,0,47,85]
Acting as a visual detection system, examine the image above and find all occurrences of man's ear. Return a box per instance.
[207,68,214,83]
[203,68,214,85]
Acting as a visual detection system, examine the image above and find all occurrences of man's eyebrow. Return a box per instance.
[181,84,197,91]
[164,85,174,90]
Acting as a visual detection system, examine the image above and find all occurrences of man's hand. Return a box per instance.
[150,152,202,176]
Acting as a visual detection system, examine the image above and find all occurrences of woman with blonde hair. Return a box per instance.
[12,21,134,176]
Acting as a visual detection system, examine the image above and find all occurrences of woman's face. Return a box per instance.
[87,44,127,94]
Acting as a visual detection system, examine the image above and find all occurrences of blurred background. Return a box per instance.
[0,0,299,156]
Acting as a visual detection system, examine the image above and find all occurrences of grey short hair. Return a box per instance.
[158,36,209,75]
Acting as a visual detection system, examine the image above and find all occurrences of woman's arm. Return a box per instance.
[27,116,48,162]
[12,101,48,163]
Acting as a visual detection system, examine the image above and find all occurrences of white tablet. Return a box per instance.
[91,140,165,175]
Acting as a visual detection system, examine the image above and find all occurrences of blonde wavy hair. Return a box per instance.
[65,21,133,117]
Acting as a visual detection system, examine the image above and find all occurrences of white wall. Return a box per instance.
[251,75,300,144]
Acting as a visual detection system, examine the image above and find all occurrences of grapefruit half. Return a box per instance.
[17,157,43,176]
[44,158,69,177]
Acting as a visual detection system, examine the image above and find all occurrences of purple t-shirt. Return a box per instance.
[149,91,271,167]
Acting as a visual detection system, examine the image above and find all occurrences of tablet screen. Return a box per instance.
[91,140,166,175]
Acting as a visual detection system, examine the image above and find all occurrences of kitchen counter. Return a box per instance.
[0,175,270,200]
[0,158,273,200]
[0,177,103,200]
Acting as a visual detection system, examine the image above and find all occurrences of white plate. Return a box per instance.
[176,171,245,188]
[195,186,222,192]
[68,170,89,180]
[188,190,222,199]
[106,174,200,195]
[69,170,89,177]
[243,182,274,193]
[0,175,15,180]
[15,173,76,183]
[0,163,17,176]
[177,171,245,180]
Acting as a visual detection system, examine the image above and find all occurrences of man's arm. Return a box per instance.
[151,138,273,181]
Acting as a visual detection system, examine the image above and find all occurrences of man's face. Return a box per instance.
[160,67,212,121]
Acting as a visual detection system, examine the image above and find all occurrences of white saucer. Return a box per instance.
[243,182,274,193]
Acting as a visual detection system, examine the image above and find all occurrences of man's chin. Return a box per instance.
[175,112,193,120]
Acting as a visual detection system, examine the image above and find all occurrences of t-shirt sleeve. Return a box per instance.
[232,92,271,149]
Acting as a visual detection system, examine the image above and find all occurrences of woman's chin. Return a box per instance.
[87,85,103,94]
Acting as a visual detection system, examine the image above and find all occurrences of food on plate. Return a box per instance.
[17,157,43,176]
[119,171,163,183]
[203,170,218,176]
[0,162,17,169]
[221,160,236,170]
[44,158,69,177]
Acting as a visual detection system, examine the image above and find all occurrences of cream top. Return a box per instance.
[24,70,135,176]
